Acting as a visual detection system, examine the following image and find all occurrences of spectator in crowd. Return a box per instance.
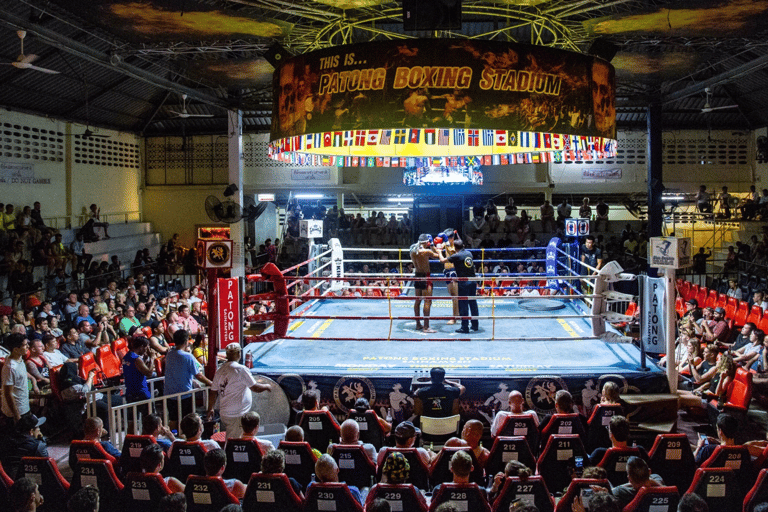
[9,477,45,512]
[414,367,465,418]
[329,419,377,464]
[238,411,275,454]
[611,456,663,508]
[461,419,489,468]
[490,390,538,436]
[692,247,712,274]
[378,420,434,467]
[694,413,749,467]
[190,332,207,366]
[540,200,555,233]
[203,448,246,499]
[431,450,485,499]
[164,330,211,426]
[177,413,220,450]
[580,197,592,219]
[588,415,645,465]
[78,417,121,462]
[158,493,186,512]
[2,333,32,426]
[142,413,176,452]
[123,336,155,422]
[308,454,363,505]
[42,333,70,366]
[696,185,712,214]
[557,198,572,222]
[0,413,48,475]
[119,306,141,336]
[285,425,323,459]
[206,342,272,438]
[140,443,185,493]
[261,449,304,496]
[488,460,532,504]
[678,493,709,512]
[726,278,743,300]
[67,486,99,512]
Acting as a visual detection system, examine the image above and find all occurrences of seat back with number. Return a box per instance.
[622,485,680,512]
[122,472,173,512]
[597,446,645,487]
[242,473,304,512]
[495,414,539,455]
[536,434,587,495]
[347,410,385,450]
[223,439,263,483]
[68,459,124,511]
[330,444,377,490]
[539,414,586,451]
[491,476,554,512]
[375,448,430,491]
[428,482,491,512]
[687,468,740,512]
[485,437,536,477]
[744,468,768,512]
[648,434,696,493]
[699,444,755,499]
[364,483,428,512]
[277,441,318,489]
[113,338,129,361]
[297,410,342,453]
[78,351,102,385]
[554,478,610,512]
[165,441,208,482]
[586,404,623,452]
[305,482,364,512]
[0,461,13,510]
[68,440,117,474]
[21,457,70,512]
[120,435,158,475]
[429,447,486,488]
[184,475,239,512]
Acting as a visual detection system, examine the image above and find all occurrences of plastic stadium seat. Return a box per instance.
[622,485,679,512]
[184,475,239,512]
[113,338,129,361]
[48,365,64,402]
[485,436,536,478]
[536,434,587,496]
[95,344,122,380]
[747,305,764,325]
[555,478,610,512]
[495,413,539,455]
[277,441,318,490]
[347,409,386,450]
[429,447,486,488]
[539,413,587,451]
[428,482,491,512]
[0,461,13,510]
[375,448,430,491]
[696,287,708,308]
[596,446,646,486]
[726,297,739,320]
[68,459,124,512]
[744,468,768,512]
[699,444,756,498]
[758,313,768,334]
[491,475,554,512]
[78,352,103,385]
[734,301,749,327]
[297,410,342,453]
[21,457,70,512]
[120,435,158,475]
[222,438,263,483]
[682,281,694,302]
[706,289,719,309]
[123,472,173,512]
[648,434,696,494]
[586,403,624,453]
[329,444,377,490]
[687,467,739,512]
[718,367,753,415]
[68,440,118,473]
[676,297,686,318]
[165,441,208,482]
[243,473,304,512]
[305,482,364,512]
[364,483,428,512]
[717,293,728,310]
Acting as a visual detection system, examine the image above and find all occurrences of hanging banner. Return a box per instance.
[641,275,666,354]
[217,278,241,349]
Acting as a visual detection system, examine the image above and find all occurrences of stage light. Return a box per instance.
[388,197,414,202]
[295,193,323,199]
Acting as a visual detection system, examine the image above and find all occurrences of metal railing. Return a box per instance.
[41,210,142,230]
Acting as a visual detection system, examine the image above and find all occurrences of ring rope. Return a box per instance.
[278,334,602,342]
[292,274,589,282]
[247,313,601,322]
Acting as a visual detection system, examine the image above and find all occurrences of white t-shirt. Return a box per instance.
[43,349,68,367]
[1,358,30,418]
[211,361,257,417]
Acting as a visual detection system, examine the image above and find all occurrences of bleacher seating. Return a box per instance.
[375,448,430,491]
[68,459,124,512]
[744,469,768,512]
[243,473,304,512]
[346,409,386,450]
[699,444,756,498]
[123,472,173,512]
[222,439,263,483]
[490,475,554,512]
[554,478,610,512]
[95,344,122,381]
[494,413,539,455]
[485,436,536,477]
[687,467,740,512]
[164,441,208,482]
[596,446,646,486]
[429,447,485,488]
[297,410,342,454]
[539,413,587,451]
[305,482,364,512]
[329,444,377,490]
[184,475,239,512]
[586,403,623,452]
[21,456,70,512]
[622,486,679,512]
[647,434,698,494]
[68,440,118,474]
[120,435,158,475]
[428,482,491,512]
[277,441,318,490]
[364,483,428,512]
[0,461,13,510]
[536,434,587,496]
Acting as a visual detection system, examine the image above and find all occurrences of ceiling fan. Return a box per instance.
[0,30,59,74]
[169,94,214,119]
[700,87,738,113]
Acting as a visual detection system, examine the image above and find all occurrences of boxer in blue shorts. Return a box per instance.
[410,234,437,332]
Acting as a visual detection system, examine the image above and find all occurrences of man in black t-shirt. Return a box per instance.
[580,235,603,273]
[439,239,478,333]
[414,367,465,417]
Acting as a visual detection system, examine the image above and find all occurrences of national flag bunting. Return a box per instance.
[454,129,466,146]
[394,129,407,144]
[343,131,354,147]
[495,130,507,146]
[333,132,342,147]
[482,130,494,146]
[355,130,366,146]
[424,129,436,145]
[367,130,380,145]
[468,129,479,147]
[438,129,450,146]
[323,132,332,147]
[305,134,314,150]
[380,130,391,145]
[507,131,518,147]
[409,129,420,144]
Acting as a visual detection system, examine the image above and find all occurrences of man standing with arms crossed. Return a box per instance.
[410,234,437,333]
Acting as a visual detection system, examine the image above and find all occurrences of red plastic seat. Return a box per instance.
[0,461,13,510]
[744,468,768,512]
[687,467,740,512]
[586,403,624,453]
[347,409,386,450]
[596,446,646,486]
[539,413,587,451]
[491,475,554,512]
[21,457,70,512]
[726,296,739,320]
[122,472,173,512]
[297,410,341,453]
[165,441,208,482]
[706,289,719,309]
[364,483,428,512]
[495,413,539,455]
[223,438,263,483]
[429,447,486,488]
[734,301,750,327]
[113,337,129,361]
[68,440,118,473]
[277,441,318,490]
[305,482,364,512]
[648,433,696,494]
[696,287,708,307]
[687,284,700,303]
[184,475,239,512]
[96,344,122,380]
[68,459,124,511]
[243,473,304,512]
[485,437,536,478]
[717,367,753,414]
[554,478,610,512]
[679,280,692,301]
[676,297,686,318]
[78,352,102,385]
[375,448,430,491]
[120,435,158,475]
[49,364,64,402]
[757,313,768,334]
[622,485,679,512]
[747,304,764,325]
[154,356,165,376]
[536,434,587,496]
[699,444,756,498]
[429,482,491,512]
[717,293,728,310]
[329,444,377,490]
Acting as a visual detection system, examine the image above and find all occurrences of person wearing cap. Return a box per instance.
[206,342,272,439]
[414,367,465,419]
[698,306,729,343]
[365,452,428,510]
[437,238,479,334]
[378,420,434,467]
[409,234,438,333]
[680,298,702,326]
[0,413,48,474]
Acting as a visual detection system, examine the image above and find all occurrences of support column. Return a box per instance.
[647,103,664,276]
[228,110,245,277]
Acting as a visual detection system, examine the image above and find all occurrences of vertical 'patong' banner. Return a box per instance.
[217,278,241,349]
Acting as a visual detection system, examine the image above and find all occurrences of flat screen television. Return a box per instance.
[403,163,482,186]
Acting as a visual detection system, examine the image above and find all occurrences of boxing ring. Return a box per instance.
[241,238,669,421]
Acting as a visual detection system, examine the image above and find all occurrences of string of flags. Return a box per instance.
[268,128,617,167]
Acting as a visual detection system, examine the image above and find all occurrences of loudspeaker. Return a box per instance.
[403,0,462,31]
[588,38,618,62]
[264,42,292,67]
